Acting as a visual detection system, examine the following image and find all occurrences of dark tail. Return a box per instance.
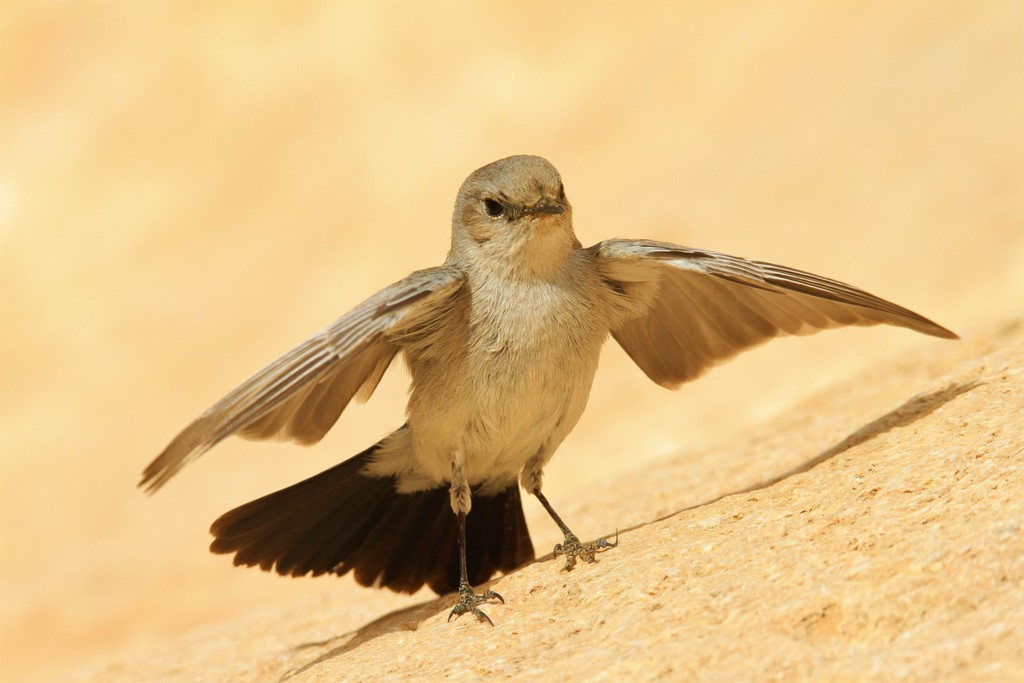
[209,444,535,595]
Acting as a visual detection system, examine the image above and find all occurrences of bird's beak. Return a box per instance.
[528,198,565,216]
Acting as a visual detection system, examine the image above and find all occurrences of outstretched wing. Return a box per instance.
[590,239,956,389]
[141,266,465,492]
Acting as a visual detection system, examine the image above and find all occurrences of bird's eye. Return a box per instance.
[483,198,504,217]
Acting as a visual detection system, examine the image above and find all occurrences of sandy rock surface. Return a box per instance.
[66,318,1024,682]
[2,3,1021,682]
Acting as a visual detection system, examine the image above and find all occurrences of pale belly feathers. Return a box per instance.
[368,273,610,494]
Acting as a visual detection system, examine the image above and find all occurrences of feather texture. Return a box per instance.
[140,267,464,492]
[208,442,535,594]
[591,239,956,388]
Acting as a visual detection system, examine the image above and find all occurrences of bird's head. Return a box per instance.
[449,155,578,279]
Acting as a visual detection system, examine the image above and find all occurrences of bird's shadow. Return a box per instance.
[278,379,978,679]
[278,598,455,681]
[630,379,980,531]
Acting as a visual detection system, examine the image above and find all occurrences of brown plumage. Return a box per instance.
[142,155,955,623]
[208,442,533,594]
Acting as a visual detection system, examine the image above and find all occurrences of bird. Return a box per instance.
[141,154,957,625]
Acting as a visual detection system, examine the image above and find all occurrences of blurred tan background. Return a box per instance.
[1,2,1021,681]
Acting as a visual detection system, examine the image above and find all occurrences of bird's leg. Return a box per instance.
[532,489,618,572]
[446,510,504,626]
[446,469,502,625]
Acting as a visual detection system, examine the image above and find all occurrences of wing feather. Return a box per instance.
[593,239,956,389]
[141,267,464,492]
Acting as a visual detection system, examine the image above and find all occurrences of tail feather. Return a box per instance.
[211,444,394,576]
[275,463,398,576]
[209,443,535,595]
[465,488,532,589]
[424,501,461,593]
[494,486,534,574]
[381,488,449,592]
[347,485,433,587]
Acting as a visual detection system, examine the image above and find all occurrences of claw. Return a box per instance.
[553,530,619,572]
[447,580,503,626]
[600,528,620,549]
[448,602,494,626]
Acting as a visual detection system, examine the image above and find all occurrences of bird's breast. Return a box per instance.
[401,271,609,487]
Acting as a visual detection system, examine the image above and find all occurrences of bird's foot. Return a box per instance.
[447,579,504,626]
[553,530,618,572]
